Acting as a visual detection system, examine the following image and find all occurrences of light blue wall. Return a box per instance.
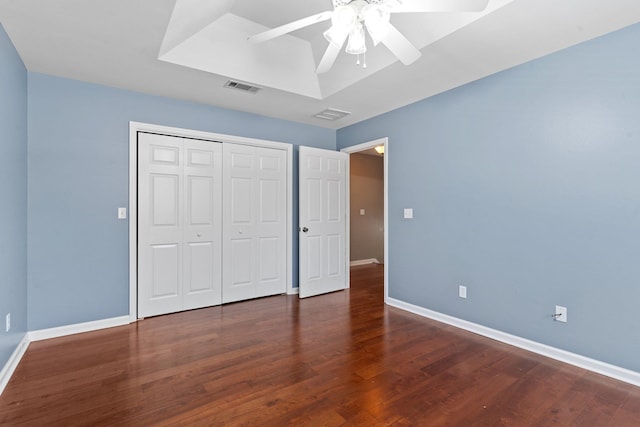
[27,73,335,330]
[0,23,28,367]
[337,23,640,372]
[13,14,640,377]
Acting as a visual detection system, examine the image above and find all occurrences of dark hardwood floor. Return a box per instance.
[1,264,640,426]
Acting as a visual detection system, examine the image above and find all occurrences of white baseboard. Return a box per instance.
[387,297,640,388]
[29,315,131,342]
[287,287,300,295]
[1,316,131,397]
[0,334,30,396]
[350,258,380,266]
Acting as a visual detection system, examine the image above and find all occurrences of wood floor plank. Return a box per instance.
[1,264,639,425]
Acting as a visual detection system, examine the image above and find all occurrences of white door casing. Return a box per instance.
[299,146,348,298]
[222,143,287,303]
[341,137,389,303]
[138,133,223,317]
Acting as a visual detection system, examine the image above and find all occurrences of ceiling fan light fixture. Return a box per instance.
[362,5,391,46]
[345,23,367,55]
[324,5,357,48]
[333,5,357,29]
[323,26,349,48]
[250,0,488,74]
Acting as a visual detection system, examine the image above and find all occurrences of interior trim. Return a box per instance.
[1,316,131,396]
[0,334,29,396]
[341,137,389,303]
[29,316,131,342]
[387,297,640,388]
[350,258,380,266]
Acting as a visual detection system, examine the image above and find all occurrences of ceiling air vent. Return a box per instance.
[314,108,351,121]
[224,80,261,94]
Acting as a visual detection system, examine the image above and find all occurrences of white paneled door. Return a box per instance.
[298,146,348,298]
[222,143,287,303]
[138,133,223,318]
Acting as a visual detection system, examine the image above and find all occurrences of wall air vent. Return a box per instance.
[224,80,262,94]
[313,108,351,121]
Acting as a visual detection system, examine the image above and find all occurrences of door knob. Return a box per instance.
[301,227,309,233]
[197,233,202,237]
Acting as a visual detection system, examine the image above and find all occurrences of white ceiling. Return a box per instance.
[1,0,639,129]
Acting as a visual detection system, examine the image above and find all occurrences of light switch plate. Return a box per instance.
[360,209,365,216]
[118,207,127,219]
[459,286,467,299]
[404,208,413,219]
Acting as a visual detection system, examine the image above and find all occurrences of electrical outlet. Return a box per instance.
[459,285,467,299]
[5,313,10,332]
[554,305,567,323]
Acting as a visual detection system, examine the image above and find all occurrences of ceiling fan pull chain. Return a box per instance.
[363,52,367,68]
[356,53,361,66]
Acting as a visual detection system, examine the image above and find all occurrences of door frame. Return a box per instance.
[128,121,294,321]
[341,137,389,303]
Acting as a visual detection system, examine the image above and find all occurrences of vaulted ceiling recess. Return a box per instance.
[158,0,506,100]
[3,0,637,128]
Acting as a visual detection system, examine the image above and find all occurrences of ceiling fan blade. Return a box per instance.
[316,43,341,74]
[380,24,421,65]
[248,11,333,44]
[316,28,349,74]
[385,0,490,13]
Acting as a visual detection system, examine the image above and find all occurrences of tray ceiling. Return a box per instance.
[1,0,639,128]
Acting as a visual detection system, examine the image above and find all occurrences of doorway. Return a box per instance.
[341,138,389,302]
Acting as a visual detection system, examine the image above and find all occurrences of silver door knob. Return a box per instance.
[301,227,309,233]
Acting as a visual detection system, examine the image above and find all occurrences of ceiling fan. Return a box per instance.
[248,0,490,74]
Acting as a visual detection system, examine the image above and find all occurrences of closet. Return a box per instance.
[137,132,287,318]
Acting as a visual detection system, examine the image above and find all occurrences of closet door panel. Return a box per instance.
[182,139,223,310]
[138,134,184,317]
[255,147,287,297]
[223,144,286,303]
[138,134,222,317]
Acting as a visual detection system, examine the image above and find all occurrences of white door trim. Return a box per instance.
[129,122,294,321]
[341,137,389,303]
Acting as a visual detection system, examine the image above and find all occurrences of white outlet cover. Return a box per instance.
[404,208,413,219]
[555,305,568,323]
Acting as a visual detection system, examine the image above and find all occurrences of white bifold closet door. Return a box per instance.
[222,143,287,303]
[138,133,223,318]
[138,133,287,318]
